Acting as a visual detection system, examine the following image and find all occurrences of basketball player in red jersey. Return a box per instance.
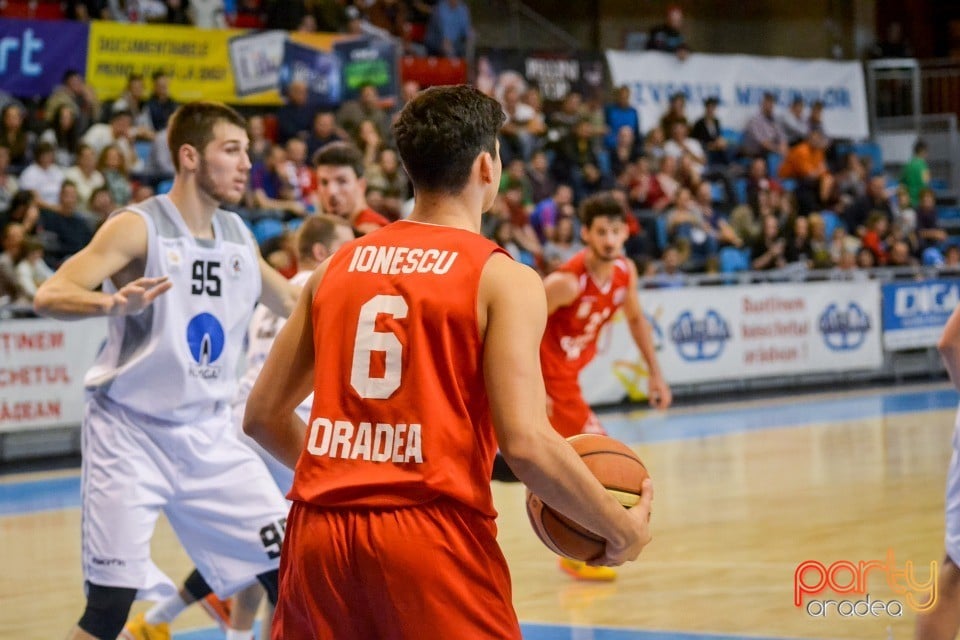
[542,191,672,581]
[244,85,654,639]
[314,141,390,235]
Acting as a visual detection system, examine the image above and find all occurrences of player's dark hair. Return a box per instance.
[312,141,365,178]
[579,191,626,230]
[297,214,352,259]
[167,102,247,172]
[392,84,505,195]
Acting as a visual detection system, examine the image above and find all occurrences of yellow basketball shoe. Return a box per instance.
[119,612,171,640]
[558,557,617,582]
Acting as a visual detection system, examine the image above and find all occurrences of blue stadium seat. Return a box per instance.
[820,210,840,239]
[710,181,725,203]
[252,218,284,246]
[853,142,883,174]
[720,128,742,149]
[780,178,797,193]
[766,152,783,178]
[654,215,668,251]
[134,140,152,168]
[719,246,750,274]
[156,178,173,194]
[734,178,748,205]
[286,217,304,231]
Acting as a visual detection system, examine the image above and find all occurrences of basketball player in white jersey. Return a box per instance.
[916,304,960,639]
[122,214,355,640]
[33,102,298,640]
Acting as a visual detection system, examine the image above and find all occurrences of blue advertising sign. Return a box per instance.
[279,39,342,109]
[0,19,89,97]
[333,37,398,104]
[881,279,960,350]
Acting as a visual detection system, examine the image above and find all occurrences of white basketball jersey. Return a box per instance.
[236,270,312,421]
[85,195,262,423]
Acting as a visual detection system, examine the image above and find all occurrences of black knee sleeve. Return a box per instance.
[257,569,280,605]
[77,582,137,639]
[183,568,213,602]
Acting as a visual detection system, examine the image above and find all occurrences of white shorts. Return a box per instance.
[81,393,289,600]
[231,399,294,496]
[946,409,960,565]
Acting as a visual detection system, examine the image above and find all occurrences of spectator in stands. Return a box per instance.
[860,211,890,265]
[626,156,668,211]
[82,108,141,174]
[247,114,272,164]
[741,92,788,159]
[0,222,27,303]
[0,191,40,234]
[694,181,742,249]
[829,225,860,265]
[751,214,787,271]
[364,147,409,219]
[526,150,557,205]
[111,73,156,141]
[944,244,960,270]
[277,80,316,144]
[916,187,948,254]
[355,119,387,172]
[162,0,192,24]
[501,182,541,268]
[659,92,689,136]
[306,111,345,160]
[783,214,814,266]
[500,158,534,215]
[284,137,318,213]
[649,244,686,288]
[97,145,132,207]
[146,71,178,133]
[893,184,917,236]
[19,142,66,211]
[542,214,582,274]
[64,0,111,20]
[644,126,667,165]
[547,92,584,143]
[45,70,100,134]
[229,0,267,28]
[0,104,30,170]
[664,121,706,178]
[251,145,305,218]
[647,4,688,59]
[603,86,641,152]
[836,152,867,205]
[366,0,409,40]
[424,0,472,58]
[691,96,729,168]
[552,117,608,202]
[14,236,54,302]
[888,240,918,268]
[808,100,826,137]
[106,0,168,21]
[188,0,227,27]
[40,105,81,168]
[654,155,681,208]
[0,146,19,214]
[609,125,644,182]
[779,96,808,147]
[530,184,574,244]
[900,139,931,208]
[337,84,391,141]
[778,129,833,214]
[845,174,892,236]
[667,187,715,271]
[87,186,116,229]
[38,180,93,268]
[500,83,545,164]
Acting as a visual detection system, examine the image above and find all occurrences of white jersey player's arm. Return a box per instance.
[481,253,653,568]
[33,211,172,320]
[542,270,579,315]
[622,259,672,410]
[939,305,960,392]
[257,253,300,319]
[244,262,326,467]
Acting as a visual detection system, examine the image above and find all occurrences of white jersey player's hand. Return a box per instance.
[108,276,172,316]
[588,478,654,567]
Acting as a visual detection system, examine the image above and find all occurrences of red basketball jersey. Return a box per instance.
[355,207,391,228]
[288,220,506,517]
[540,250,631,380]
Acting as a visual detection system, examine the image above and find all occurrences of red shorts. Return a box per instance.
[544,376,605,439]
[273,498,522,640]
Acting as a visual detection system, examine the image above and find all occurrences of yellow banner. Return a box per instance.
[86,21,303,106]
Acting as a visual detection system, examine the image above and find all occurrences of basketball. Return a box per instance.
[525,434,650,561]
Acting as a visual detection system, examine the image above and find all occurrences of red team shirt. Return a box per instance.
[540,250,631,438]
[355,207,391,229]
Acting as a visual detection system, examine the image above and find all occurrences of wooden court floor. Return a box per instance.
[1,383,956,640]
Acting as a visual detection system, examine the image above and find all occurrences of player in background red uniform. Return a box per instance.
[542,191,672,581]
[244,85,654,639]
[314,141,390,235]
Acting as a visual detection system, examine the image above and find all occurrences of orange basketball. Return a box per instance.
[525,433,649,561]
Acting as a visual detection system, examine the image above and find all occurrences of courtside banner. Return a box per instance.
[0,19,89,98]
[881,279,960,351]
[605,50,869,139]
[0,318,107,432]
[580,281,882,405]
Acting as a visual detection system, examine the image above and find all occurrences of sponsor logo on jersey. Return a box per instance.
[306,417,423,463]
[186,312,225,379]
[166,249,182,270]
[819,302,870,351]
[229,253,244,278]
[670,309,731,361]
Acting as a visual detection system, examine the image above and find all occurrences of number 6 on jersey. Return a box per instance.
[350,295,408,399]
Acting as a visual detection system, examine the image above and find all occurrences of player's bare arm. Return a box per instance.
[622,259,672,410]
[33,211,171,320]
[257,254,300,318]
[542,269,580,315]
[245,263,326,467]
[939,305,960,391]
[481,253,653,566]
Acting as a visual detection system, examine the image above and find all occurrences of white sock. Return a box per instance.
[226,630,255,640]
[144,593,189,624]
